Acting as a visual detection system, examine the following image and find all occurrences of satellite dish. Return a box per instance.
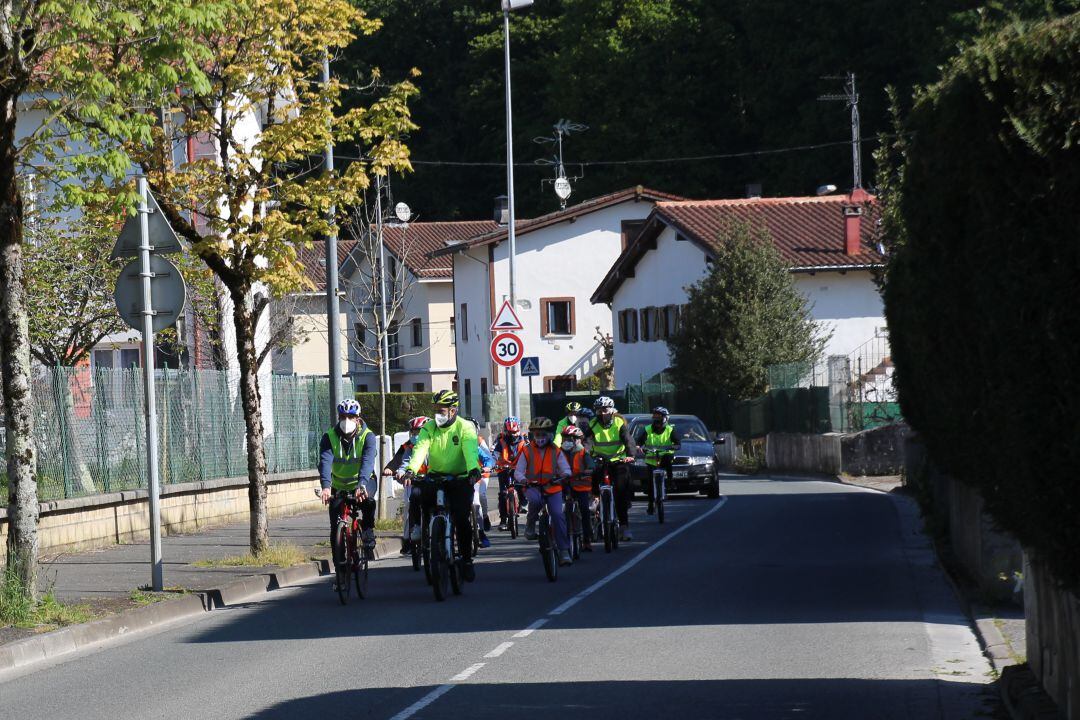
[554,177,571,201]
[394,202,411,223]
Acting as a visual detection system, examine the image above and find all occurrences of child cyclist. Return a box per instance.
[383,416,429,554]
[492,416,527,531]
[559,425,595,551]
[468,418,497,548]
[516,417,572,566]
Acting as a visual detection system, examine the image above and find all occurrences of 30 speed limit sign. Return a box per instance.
[489,332,524,368]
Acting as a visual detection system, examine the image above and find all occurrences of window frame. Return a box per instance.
[411,317,422,347]
[540,296,575,337]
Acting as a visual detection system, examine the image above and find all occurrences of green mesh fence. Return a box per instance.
[0,366,351,501]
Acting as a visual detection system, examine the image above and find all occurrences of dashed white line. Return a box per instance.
[548,496,728,616]
[387,684,455,720]
[449,663,486,682]
[512,617,548,638]
[484,642,514,658]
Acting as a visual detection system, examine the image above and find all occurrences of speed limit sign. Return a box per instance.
[490,332,524,368]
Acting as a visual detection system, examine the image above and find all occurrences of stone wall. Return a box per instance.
[840,423,909,476]
[764,433,842,474]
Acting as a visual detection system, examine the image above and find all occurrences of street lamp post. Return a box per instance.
[323,53,342,418]
[501,0,531,419]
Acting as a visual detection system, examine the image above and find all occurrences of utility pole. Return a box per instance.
[324,53,343,418]
[819,72,863,189]
[375,174,391,393]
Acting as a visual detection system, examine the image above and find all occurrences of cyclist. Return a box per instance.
[582,395,637,541]
[516,417,572,566]
[635,406,681,515]
[492,416,528,531]
[560,424,595,551]
[468,418,496,548]
[555,401,583,446]
[319,399,379,588]
[383,416,429,554]
[402,390,482,582]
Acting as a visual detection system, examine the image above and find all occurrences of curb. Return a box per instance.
[0,537,398,677]
[1000,665,1063,720]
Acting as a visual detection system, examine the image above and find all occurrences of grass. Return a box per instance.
[374,517,403,533]
[2,566,95,630]
[129,586,191,606]
[190,541,309,569]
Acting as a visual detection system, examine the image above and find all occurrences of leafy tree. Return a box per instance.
[669,222,826,400]
[1,0,224,600]
[95,0,417,554]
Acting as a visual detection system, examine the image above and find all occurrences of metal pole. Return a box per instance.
[503,8,520,419]
[323,53,343,417]
[849,72,862,190]
[375,174,391,392]
[137,177,163,591]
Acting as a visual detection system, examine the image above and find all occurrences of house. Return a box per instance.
[432,186,683,419]
[591,190,885,388]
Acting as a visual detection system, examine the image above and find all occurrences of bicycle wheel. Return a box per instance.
[354,556,369,599]
[509,495,519,539]
[422,520,433,585]
[449,524,463,596]
[430,516,450,602]
[411,535,422,571]
[335,524,351,605]
[471,507,480,556]
[612,520,620,551]
[539,515,558,582]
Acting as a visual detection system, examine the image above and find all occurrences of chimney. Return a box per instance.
[745,183,762,199]
[842,187,870,255]
[494,195,509,226]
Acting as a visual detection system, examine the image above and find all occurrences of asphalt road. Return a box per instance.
[1,477,1002,720]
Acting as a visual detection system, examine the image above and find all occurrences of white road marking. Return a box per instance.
[449,663,485,682]
[386,684,455,720]
[512,618,548,638]
[548,496,728,616]
[484,642,514,658]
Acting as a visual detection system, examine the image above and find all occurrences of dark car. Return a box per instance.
[622,414,724,498]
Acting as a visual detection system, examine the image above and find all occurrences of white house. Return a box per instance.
[590,190,886,388]
[432,186,682,420]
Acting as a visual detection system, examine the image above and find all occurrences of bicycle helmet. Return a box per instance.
[337,398,361,416]
[651,406,670,417]
[593,396,615,411]
[565,401,582,414]
[562,425,583,440]
[432,389,459,407]
[529,416,555,432]
[409,416,429,432]
[503,416,521,434]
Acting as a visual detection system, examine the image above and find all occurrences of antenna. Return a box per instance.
[533,119,588,209]
[819,72,862,190]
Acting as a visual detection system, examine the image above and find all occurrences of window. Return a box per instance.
[618,309,639,343]
[463,378,472,417]
[120,348,141,368]
[411,318,422,347]
[640,307,660,342]
[390,383,402,392]
[661,305,681,339]
[358,384,369,392]
[449,316,456,345]
[546,375,576,392]
[92,350,114,369]
[540,297,575,336]
[353,322,366,348]
[459,304,468,343]
[621,220,646,250]
[413,382,425,392]
[388,321,401,369]
[480,377,487,396]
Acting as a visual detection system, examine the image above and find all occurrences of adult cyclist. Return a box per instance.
[383,416,429,553]
[582,395,637,541]
[634,406,681,515]
[318,399,378,588]
[555,401,583,446]
[492,416,527,531]
[402,390,481,582]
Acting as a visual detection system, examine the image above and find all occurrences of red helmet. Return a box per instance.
[562,425,583,440]
[409,416,429,432]
[503,416,521,434]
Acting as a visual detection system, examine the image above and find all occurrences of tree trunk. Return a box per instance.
[0,90,38,598]
[229,284,269,554]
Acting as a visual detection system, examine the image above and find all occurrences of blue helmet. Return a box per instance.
[337,398,361,416]
[651,406,670,417]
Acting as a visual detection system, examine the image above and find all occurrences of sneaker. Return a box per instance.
[647,502,655,515]
[525,519,537,541]
[558,550,572,566]
[462,560,476,582]
[409,525,421,542]
[620,528,633,541]
[362,528,376,548]
[498,521,508,532]
[479,534,491,549]
[399,542,410,556]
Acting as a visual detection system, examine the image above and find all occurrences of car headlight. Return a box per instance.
[687,456,713,466]
[632,458,646,467]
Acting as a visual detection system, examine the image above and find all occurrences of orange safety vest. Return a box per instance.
[498,435,526,469]
[563,449,592,493]
[522,444,562,495]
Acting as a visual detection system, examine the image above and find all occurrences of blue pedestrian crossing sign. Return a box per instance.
[520,356,540,377]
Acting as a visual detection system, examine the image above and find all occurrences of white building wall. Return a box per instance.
[792,272,885,357]
[451,245,495,409]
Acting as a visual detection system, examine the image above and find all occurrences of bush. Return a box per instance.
[354,392,431,436]
[883,13,1080,590]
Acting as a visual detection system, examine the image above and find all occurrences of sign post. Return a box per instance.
[519,356,539,420]
[112,178,184,592]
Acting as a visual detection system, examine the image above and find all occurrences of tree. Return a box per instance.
[94,0,417,554]
[1,0,223,600]
[668,222,826,400]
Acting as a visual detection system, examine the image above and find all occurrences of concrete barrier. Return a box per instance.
[0,470,323,559]
[764,433,842,474]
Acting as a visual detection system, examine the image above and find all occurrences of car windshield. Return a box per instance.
[631,417,710,442]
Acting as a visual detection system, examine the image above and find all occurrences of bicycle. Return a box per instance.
[644,449,669,524]
[563,488,583,560]
[317,489,371,605]
[497,464,521,539]
[419,472,465,602]
[529,480,562,582]
[592,457,622,553]
[401,484,422,572]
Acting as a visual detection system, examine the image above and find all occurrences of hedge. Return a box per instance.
[354,393,432,436]
[883,14,1080,590]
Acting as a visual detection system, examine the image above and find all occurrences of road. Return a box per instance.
[2,477,1001,719]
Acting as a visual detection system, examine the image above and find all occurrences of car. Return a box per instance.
[622,414,725,499]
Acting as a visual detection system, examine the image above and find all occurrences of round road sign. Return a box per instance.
[490,332,524,368]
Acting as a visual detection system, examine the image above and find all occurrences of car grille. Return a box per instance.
[673,456,691,465]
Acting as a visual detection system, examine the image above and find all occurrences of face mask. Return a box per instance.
[599,411,614,426]
[533,434,550,447]
[568,414,578,424]
[435,412,452,427]
[652,419,665,429]
[561,441,575,452]
[338,418,358,435]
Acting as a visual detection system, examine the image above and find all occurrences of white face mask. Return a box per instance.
[568,414,578,425]
[434,412,452,427]
[338,418,358,435]
[561,441,575,452]
[533,434,550,447]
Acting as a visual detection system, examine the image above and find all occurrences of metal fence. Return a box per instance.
[0,366,352,501]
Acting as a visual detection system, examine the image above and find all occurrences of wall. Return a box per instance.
[764,433,843,474]
[281,297,348,376]
[793,271,885,357]
[840,423,909,476]
[0,471,323,558]
[1026,554,1080,719]
[453,244,497,414]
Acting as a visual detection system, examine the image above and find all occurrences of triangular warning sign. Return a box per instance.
[111,189,185,260]
[490,300,524,331]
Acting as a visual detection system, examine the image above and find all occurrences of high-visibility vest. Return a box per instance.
[564,449,592,492]
[498,434,526,468]
[327,425,371,491]
[523,444,562,495]
[643,424,676,466]
[589,416,627,460]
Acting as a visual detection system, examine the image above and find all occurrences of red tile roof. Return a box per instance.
[592,193,882,304]
[298,240,356,291]
[430,185,685,257]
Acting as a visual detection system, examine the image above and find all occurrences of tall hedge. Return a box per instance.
[354,393,431,436]
[884,14,1080,590]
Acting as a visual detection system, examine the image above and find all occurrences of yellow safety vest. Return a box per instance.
[589,416,627,460]
[643,424,675,466]
[327,425,371,491]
